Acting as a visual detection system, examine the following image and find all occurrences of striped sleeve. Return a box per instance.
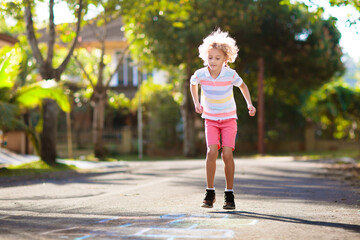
[232,71,243,87]
[190,70,199,85]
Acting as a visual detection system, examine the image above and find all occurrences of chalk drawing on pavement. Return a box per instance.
[41,213,258,239]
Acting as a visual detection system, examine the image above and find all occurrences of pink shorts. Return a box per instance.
[205,118,237,151]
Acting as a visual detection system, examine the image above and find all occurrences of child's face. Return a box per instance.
[207,48,227,73]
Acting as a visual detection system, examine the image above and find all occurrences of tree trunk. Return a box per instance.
[181,62,197,157]
[23,112,30,154]
[24,0,83,164]
[92,93,107,158]
[40,99,59,165]
[257,57,265,155]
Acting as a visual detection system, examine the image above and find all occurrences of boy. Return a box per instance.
[190,29,256,209]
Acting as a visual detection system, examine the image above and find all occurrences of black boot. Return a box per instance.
[223,191,235,210]
[201,189,216,208]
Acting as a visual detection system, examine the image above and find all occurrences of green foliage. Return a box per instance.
[232,0,344,93]
[108,91,130,110]
[0,102,26,131]
[15,80,71,112]
[0,160,77,177]
[121,0,196,69]
[329,0,360,11]
[0,1,24,23]
[122,0,345,146]
[0,46,71,155]
[0,46,22,88]
[132,81,181,149]
[302,80,360,139]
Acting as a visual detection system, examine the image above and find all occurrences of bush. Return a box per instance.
[132,81,181,153]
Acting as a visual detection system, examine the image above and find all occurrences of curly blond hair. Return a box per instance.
[198,28,239,66]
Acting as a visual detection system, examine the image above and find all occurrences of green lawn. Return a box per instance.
[0,160,77,177]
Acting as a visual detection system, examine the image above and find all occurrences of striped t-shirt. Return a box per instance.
[190,66,243,120]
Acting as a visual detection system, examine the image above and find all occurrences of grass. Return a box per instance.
[235,149,360,162]
[77,153,205,162]
[77,149,360,162]
[0,160,77,178]
[289,150,360,162]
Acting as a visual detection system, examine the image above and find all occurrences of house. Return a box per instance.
[38,17,166,98]
[75,17,142,98]
[38,17,170,157]
[4,18,168,157]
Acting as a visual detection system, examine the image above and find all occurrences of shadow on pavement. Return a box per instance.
[171,160,359,206]
[211,211,360,233]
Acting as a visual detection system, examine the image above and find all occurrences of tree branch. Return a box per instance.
[24,0,44,67]
[55,0,83,80]
[88,20,103,43]
[73,54,95,89]
[46,0,55,66]
[96,12,108,91]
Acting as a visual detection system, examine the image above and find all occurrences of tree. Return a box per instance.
[230,0,344,153]
[329,0,359,8]
[121,0,212,156]
[130,81,181,154]
[0,46,71,156]
[302,80,360,139]
[1,0,84,164]
[121,0,344,155]
[282,1,359,30]
[72,0,130,158]
[24,0,83,164]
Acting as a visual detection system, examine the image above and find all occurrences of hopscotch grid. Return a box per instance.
[187,224,198,230]
[134,227,152,236]
[96,217,119,223]
[132,228,234,239]
[41,213,257,239]
[41,226,79,235]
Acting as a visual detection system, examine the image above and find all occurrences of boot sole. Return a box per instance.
[201,198,216,208]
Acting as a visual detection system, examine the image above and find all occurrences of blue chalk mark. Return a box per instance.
[168,219,185,225]
[187,224,198,230]
[188,214,211,219]
[96,217,118,223]
[134,227,234,239]
[134,228,151,236]
[160,214,186,219]
[74,235,93,240]
[118,223,133,228]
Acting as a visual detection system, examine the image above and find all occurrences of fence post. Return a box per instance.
[305,121,315,152]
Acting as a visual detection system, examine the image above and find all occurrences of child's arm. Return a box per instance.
[190,84,203,114]
[239,82,256,117]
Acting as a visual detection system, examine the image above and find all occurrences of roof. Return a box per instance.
[38,17,127,50]
[0,33,18,47]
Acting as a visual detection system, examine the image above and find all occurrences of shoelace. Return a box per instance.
[224,193,234,202]
[204,192,215,200]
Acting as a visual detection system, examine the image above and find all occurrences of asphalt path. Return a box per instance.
[0,157,359,240]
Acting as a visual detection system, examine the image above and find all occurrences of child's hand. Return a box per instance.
[195,103,204,114]
[248,105,256,117]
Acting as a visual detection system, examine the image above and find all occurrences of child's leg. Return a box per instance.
[222,146,234,189]
[219,119,237,190]
[206,144,218,188]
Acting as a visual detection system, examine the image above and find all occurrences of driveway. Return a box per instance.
[0,157,359,239]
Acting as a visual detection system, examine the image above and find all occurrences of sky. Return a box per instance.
[35,0,360,62]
